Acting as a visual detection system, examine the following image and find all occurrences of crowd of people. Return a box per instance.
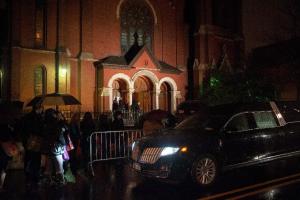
[112,97,140,113]
[21,105,99,191]
[0,103,127,193]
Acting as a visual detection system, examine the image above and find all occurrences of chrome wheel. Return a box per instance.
[194,157,216,185]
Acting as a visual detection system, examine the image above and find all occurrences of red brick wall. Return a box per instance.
[64,0,80,56]
[80,60,95,111]
[11,48,55,105]
[11,0,188,112]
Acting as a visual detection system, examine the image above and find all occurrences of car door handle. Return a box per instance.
[289,131,295,134]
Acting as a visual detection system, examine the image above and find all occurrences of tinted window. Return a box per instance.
[253,111,278,129]
[175,114,226,131]
[225,113,254,132]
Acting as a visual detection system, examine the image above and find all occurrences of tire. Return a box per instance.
[191,155,218,187]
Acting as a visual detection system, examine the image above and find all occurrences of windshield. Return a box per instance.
[174,113,226,131]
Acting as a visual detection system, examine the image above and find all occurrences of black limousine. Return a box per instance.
[131,101,300,186]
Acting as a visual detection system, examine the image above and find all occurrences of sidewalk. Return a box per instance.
[0,162,139,200]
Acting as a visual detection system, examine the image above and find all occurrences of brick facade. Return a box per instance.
[9,0,188,112]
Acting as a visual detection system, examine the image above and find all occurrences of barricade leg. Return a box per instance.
[89,134,95,177]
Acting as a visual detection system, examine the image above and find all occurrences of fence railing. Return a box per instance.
[88,129,143,176]
[61,110,143,127]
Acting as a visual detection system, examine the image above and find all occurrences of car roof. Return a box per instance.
[209,102,273,116]
[177,100,207,109]
[209,101,300,118]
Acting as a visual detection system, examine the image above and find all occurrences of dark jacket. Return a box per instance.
[22,111,43,145]
[42,119,66,155]
[112,118,124,130]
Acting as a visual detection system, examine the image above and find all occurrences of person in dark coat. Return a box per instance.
[118,97,125,111]
[68,112,81,176]
[112,111,125,157]
[42,108,66,186]
[21,104,44,190]
[98,114,110,131]
[80,112,95,171]
[131,100,140,112]
[112,97,119,112]
[0,124,14,192]
[112,111,124,131]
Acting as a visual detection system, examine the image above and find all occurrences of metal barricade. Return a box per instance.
[120,110,143,127]
[88,129,143,176]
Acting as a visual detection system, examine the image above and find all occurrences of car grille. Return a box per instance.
[139,147,163,164]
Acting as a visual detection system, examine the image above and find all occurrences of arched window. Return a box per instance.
[35,0,47,48]
[120,0,154,53]
[34,66,47,96]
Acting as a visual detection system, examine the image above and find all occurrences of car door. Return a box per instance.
[284,122,300,153]
[220,112,261,166]
[221,111,285,168]
[279,105,300,152]
[252,111,286,157]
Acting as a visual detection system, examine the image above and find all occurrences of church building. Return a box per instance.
[6,0,189,113]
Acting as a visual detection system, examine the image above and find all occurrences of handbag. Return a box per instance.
[1,141,19,157]
[63,148,70,161]
[27,134,42,152]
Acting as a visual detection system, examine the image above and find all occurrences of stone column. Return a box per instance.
[153,89,160,110]
[108,87,113,111]
[170,90,177,113]
[128,88,134,106]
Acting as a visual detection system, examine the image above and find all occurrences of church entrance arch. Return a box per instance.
[159,82,171,112]
[133,76,153,112]
[112,79,128,108]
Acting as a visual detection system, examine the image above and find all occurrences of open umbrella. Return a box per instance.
[142,109,177,126]
[26,93,81,107]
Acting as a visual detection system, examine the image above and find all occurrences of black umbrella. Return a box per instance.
[27,93,81,107]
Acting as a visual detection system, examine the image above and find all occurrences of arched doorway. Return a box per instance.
[112,79,128,106]
[133,76,153,112]
[159,82,171,112]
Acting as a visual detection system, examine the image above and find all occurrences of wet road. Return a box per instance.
[1,157,300,200]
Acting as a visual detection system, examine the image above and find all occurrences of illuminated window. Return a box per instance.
[120,0,154,53]
[35,0,47,47]
[34,66,47,96]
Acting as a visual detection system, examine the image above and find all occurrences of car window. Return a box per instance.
[253,111,279,129]
[175,114,226,131]
[225,113,254,132]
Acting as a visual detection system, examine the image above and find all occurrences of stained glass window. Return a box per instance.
[120,0,154,53]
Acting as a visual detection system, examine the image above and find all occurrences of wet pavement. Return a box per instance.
[1,157,300,200]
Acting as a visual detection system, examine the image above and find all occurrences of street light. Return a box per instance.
[60,68,67,93]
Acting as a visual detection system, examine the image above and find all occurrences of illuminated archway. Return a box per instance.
[159,82,171,112]
[133,76,154,112]
[107,73,132,110]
